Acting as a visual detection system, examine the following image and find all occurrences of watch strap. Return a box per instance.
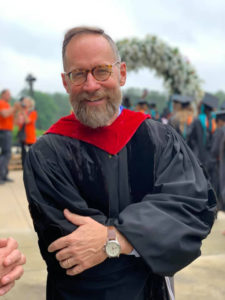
[107,226,116,240]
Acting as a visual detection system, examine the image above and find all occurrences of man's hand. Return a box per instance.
[0,238,26,296]
[48,209,108,276]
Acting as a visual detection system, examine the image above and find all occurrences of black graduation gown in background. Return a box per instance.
[208,126,225,210]
[187,118,213,170]
[219,129,225,208]
[23,118,216,300]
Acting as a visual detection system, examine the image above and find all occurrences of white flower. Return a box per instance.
[116,36,203,101]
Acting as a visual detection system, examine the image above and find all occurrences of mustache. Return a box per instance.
[77,91,107,101]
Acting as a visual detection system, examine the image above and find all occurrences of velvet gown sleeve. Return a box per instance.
[23,135,108,248]
[114,122,216,276]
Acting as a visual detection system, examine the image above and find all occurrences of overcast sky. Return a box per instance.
[0,0,224,97]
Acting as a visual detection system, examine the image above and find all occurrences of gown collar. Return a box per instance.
[46,108,150,155]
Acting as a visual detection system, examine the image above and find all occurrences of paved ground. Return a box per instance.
[1,170,225,299]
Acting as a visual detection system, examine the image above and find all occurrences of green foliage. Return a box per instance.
[12,127,19,145]
[51,92,71,121]
[214,90,225,108]
[34,91,58,130]
[36,129,45,137]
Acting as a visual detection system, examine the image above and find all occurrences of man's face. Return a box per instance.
[2,90,11,102]
[61,34,126,128]
[23,98,30,109]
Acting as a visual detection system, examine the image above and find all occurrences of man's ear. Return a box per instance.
[119,62,127,87]
[61,73,70,94]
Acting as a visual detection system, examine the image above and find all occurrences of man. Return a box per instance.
[0,237,26,296]
[0,89,20,184]
[23,27,216,300]
[188,92,218,170]
[168,94,194,140]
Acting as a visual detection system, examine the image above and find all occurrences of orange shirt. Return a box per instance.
[24,110,38,144]
[0,99,13,130]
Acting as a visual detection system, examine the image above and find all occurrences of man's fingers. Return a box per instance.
[4,249,22,266]
[1,265,24,286]
[55,248,70,261]
[60,257,76,269]
[20,254,26,266]
[5,237,18,253]
[0,239,8,248]
[64,209,88,226]
[48,235,70,253]
[66,264,83,276]
[0,282,15,296]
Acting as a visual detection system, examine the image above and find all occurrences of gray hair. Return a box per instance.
[25,97,35,109]
[62,26,121,70]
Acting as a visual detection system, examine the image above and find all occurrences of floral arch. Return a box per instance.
[116,35,203,101]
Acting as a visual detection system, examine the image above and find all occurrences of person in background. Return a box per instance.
[122,95,131,109]
[160,107,171,125]
[0,237,26,296]
[134,101,149,113]
[16,97,38,166]
[188,92,218,170]
[169,94,194,140]
[208,110,225,211]
[23,26,216,300]
[0,89,20,184]
[220,101,225,110]
[149,102,160,121]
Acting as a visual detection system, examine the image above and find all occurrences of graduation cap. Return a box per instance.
[149,101,156,108]
[202,93,219,109]
[215,110,225,122]
[171,94,194,108]
[171,94,193,104]
[137,101,148,106]
[220,101,225,110]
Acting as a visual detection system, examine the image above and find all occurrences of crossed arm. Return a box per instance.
[48,209,133,276]
[0,238,26,296]
[25,127,216,278]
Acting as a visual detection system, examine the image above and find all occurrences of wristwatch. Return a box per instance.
[104,226,121,258]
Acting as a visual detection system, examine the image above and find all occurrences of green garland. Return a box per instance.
[116,35,203,100]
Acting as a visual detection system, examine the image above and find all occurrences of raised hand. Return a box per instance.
[0,238,26,296]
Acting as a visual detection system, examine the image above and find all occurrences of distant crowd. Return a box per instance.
[123,91,225,212]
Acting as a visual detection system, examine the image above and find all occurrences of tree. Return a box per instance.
[34,91,58,130]
[214,91,225,108]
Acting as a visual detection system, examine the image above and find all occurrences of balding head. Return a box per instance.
[62,26,121,71]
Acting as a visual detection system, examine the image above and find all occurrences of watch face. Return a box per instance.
[105,240,121,257]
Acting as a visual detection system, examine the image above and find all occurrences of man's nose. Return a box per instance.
[82,72,101,92]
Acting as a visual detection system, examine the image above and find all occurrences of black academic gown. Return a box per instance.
[23,118,216,300]
[187,118,213,171]
[219,129,225,208]
[208,126,225,210]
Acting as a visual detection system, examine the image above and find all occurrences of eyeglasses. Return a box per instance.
[66,61,120,86]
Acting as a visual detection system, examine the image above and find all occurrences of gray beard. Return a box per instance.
[71,90,122,128]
